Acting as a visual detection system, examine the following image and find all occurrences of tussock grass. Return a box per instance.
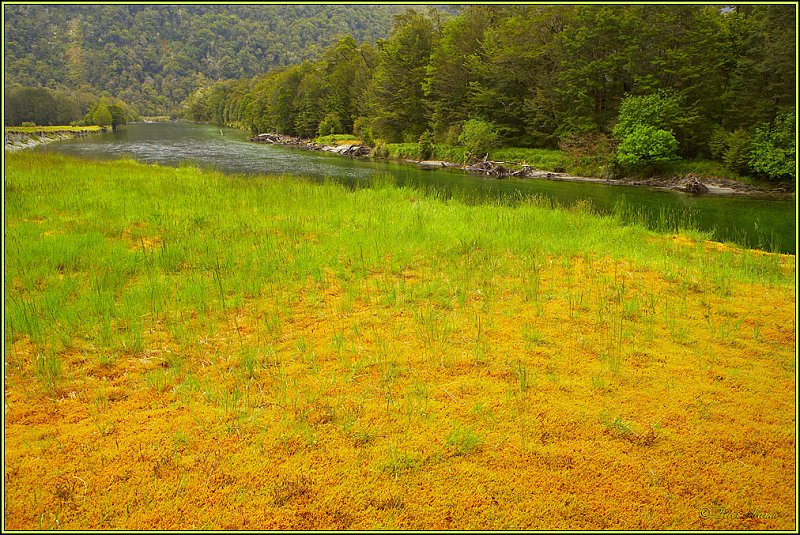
[5,125,107,134]
[3,152,795,530]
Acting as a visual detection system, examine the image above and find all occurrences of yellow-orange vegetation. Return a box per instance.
[4,246,795,530]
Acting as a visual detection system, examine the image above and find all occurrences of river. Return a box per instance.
[35,122,796,254]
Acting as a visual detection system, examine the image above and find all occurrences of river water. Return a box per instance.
[36,122,796,254]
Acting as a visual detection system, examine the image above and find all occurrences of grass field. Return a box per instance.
[5,125,107,134]
[3,151,795,529]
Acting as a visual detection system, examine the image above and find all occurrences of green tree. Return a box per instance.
[615,126,678,168]
[107,104,127,127]
[749,111,796,181]
[612,91,684,140]
[418,130,435,160]
[92,99,113,127]
[363,9,436,142]
[613,92,682,169]
[458,118,499,161]
[318,112,343,137]
[424,6,495,140]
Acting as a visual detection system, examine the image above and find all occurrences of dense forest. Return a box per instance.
[3,4,414,115]
[185,4,795,181]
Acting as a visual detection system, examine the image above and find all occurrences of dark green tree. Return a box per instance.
[363,10,436,142]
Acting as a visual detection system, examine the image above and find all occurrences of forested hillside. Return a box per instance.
[185,4,795,181]
[3,4,412,115]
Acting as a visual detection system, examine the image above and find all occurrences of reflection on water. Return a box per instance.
[37,122,795,253]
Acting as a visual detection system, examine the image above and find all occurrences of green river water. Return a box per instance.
[36,122,796,254]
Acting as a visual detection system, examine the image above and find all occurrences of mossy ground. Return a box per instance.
[3,152,795,529]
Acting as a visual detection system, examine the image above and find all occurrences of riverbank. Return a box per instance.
[248,132,793,198]
[4,125,110,152]
[4,151,795,530]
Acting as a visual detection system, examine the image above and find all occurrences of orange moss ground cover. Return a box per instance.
[3,152,796,530]
[4,253,795,530]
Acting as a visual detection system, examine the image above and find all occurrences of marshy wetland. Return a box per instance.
[3,150,795,529]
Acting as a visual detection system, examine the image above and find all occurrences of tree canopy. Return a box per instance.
[3,5,412,115]
[183,5,795,179]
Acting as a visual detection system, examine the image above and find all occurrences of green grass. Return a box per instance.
[489,147,568,171]
[385,143,566,170]
[3,151,795,530]
[3,151,791,360]
[5,125,107,134]
[381,141,756,183]
[659,159,765,184]
[386,143,420,160]
[316,134,361,145]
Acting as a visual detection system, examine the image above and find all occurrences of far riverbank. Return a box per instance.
[249,132,794,198]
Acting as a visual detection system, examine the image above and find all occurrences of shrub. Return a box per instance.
[613,91,685,170]
[371,140,389,159]
[92,102,113,127]
[559,132,615,176]
[707,127,730,161]
[616,126,679,168]
[722,129,752,175]
[20,121,37,127]
[612,90,684,140]
[749,111,796,181]
[353,117,373,146]
[458,118,499,162]
[318,112,343,137]
[442,124,462,146]
[418,130,435,160]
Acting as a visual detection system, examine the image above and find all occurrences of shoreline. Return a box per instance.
[4,127,111,152]
[249,132,794,199]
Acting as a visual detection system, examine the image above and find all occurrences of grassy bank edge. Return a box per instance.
[5,125,109,134]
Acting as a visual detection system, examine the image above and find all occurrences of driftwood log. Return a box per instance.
[672,177,709,194]
[249,133,371,158]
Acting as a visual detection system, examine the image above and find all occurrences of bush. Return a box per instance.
[559,132,615,176]
[353,117,373,146]
[458,118,499,162]
[418,130,435,160]
[707,127,730,161]
[317,112,343,137]
[749,111,795,181]
[371,140,389,159]
[442,124,462,146]
[20,121,36,127]
[92,102,113,127]
[722,129,752,175]
[612,90,684,140]
[616,126,679,168]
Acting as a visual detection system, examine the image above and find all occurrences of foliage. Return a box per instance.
[317,112,343,137]
[11,3,791,180]
[4,86,79,126]
[108,104,128,127]
[748,111,796,181]
[3,4,407,115]
[559,133,614,176]
[612,91,684,141]
[721,130,753,175]
[458,118,499,161]
[91,100,113,127]
[363,9,436,143]
[616,126,679,168]
[418,130,435,160]
[353,117,373,146]
[612,92,684,169]
[371,140,389,159]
